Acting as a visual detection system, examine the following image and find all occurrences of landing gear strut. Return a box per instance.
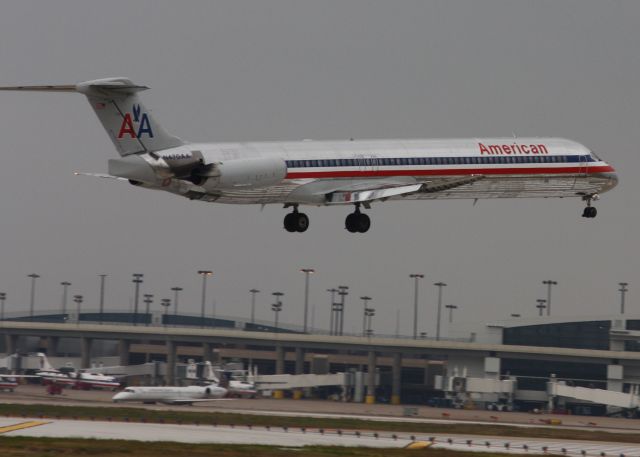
[345,205,371,233]
[582,195,598,219]
[283,207,309,232]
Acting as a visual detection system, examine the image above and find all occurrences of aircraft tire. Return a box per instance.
[284,213,297,232]
[356,213,371,233]
[295,213,309,232]
[345,213,358,233]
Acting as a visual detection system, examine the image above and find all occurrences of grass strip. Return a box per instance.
[0,403,637,444]
[0,436,527,457]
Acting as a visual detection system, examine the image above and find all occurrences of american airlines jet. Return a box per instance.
[0,78,618,233]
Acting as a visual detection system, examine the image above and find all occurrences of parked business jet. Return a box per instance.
[112,384,228,405]
[0,78,618,233]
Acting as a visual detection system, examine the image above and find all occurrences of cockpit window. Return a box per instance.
[124,388,134,393]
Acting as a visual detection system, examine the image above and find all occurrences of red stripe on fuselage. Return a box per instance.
[285,165,615,179]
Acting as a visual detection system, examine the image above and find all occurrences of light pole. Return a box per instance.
[249,288,260,324]
[300,268,315,333]
[131,273,143,326]
[60,281,71,316]
[143,294,153,326]
[360,296,371,336]
[536,299,547,316]
[0,292,6,321]
[160,298,171,327]
[434,282,447,340]
[542,280,558,316]
[28,273,40,320]
[327,288,337,335]
[410,274,424,339]
[197,270,213,327]
[271,292,283,332]
[365,307,375,337]
[445,304,458,324]
[619,282,629,314]
[171,287,182,317]
[98,274,107,324]
[337,286,348,336]
[73,295,83,324]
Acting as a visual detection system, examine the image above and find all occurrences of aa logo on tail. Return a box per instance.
[118,104,154,139]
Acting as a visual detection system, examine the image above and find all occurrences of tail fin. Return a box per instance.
[0,77,184,156]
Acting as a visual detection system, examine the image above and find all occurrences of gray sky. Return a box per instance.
[0,1,638,336]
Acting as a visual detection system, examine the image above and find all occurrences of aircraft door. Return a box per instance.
[579,154,588,177]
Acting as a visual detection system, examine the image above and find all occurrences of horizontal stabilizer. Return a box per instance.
[74,172,128,181]
[0,85,77,92]
[0,78,149,95]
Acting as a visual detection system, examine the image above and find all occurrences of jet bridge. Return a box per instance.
[548,378,640,410]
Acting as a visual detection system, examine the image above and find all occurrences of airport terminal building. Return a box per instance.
[1,310,640,414]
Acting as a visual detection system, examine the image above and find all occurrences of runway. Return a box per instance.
[1,417,640,455]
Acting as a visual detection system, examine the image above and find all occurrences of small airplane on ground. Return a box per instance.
[0,374,40,392]
[112,384,228,405]
[0,78,618,233]
[197,361,258,398]
[37,369,121,391]
[34,353,121,391]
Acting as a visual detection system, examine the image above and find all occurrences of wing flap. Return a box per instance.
[325,175,484,204]
[327,184,423,204]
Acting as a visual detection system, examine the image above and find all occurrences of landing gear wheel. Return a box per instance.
[355,213,370,233]
[345,210,371,233]
[284,211,309,232]
[294,212,309,232]
[345,213,359,233]
[284,213,297,232]
[582,206,597,218]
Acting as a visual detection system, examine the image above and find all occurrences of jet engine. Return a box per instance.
[193,156,287,190]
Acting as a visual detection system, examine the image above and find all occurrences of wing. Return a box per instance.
[324,175,484,205]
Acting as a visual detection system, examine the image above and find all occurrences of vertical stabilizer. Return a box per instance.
[76,78,184,155]
[0,77,185,156]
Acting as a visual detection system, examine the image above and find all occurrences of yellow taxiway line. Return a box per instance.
[0,420,50,434]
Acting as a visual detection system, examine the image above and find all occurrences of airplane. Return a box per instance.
[0,78,618,233]
[197,361,258,398]
[112,384,228,405]
[33,353,120,390]
[37,370,121,391]
[0,374,41,392]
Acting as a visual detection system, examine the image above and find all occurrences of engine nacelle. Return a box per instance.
[198,156,287,190]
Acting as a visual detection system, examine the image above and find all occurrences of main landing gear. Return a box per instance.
[582,194,598,219]
[284,207,309,232]
[282,204,372,233]
[345,205,371,233]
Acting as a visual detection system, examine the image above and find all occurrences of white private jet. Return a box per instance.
[197,361,258,398]
[0,78,618,233]
[112,384,228,405]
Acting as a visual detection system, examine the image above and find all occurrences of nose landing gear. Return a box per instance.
[582,195,598,219]
[345,205,371,233]
[284,207,309,232]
